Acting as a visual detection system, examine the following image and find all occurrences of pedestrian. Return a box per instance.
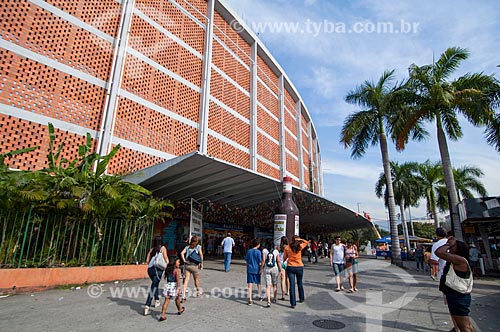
[468,244,480,277]
[222,232,235,272]
[311,239,318,263]
[323,241,329,258]
[180,235,204,302]
[261,244,281,307]
[207,235,214,256]
[436,237,474,332]
[345,241,359,292]
[176,235,189,278]
[424,246,432,273]
[245,238,263,305]
[144,236,169,316]
[283,235,309,308]
[330,235,346,291]
[278,237,290,300]
[415,244,425,272]
[306,241,312,263]
[430,227,448,281]
[159,257,185,321]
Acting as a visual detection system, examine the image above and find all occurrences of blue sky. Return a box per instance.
[224,0,500,230]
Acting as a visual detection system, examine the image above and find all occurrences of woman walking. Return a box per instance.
[436,237,474,332]
[278,237,289,300]
[144,236,168,316]
[180,235,204,302]
[345,241,359,292]
[283,235,309,308]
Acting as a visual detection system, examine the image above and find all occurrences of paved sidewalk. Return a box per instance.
[1,256,499,331]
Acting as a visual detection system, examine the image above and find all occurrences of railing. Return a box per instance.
[0,208,154,268]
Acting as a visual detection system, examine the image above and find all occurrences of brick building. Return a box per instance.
[0,0,322,192]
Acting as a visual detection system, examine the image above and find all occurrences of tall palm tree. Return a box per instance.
[396,47,498,241]
[375,161,420,252]
[414,160,443,228]
[437,165,487,211]
[340,70,425,264]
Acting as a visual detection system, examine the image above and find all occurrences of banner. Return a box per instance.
[190,198,203,243]
[294,215,300,236]
[273,214,286,247]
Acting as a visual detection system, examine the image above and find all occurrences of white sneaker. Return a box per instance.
[154,300,161,308]
[144,306,150,316]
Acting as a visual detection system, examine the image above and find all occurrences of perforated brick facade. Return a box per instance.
[0,0,323,195]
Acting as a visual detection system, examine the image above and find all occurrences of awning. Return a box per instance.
[123,152,373,232]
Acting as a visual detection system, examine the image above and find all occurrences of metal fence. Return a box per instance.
[0,208,154,268]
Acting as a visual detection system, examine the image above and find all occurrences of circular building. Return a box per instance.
[0,0,371,232]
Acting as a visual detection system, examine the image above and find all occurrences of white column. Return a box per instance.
[295,101,304,188]
[249,42,258,171]
[278,75,285,180]
[196,0,215,154]
[307,121,314,192]
[96,0,136,158]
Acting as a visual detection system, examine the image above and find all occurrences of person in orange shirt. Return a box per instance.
[283,235,309,308]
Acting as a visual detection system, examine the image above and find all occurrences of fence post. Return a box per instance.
[18,205,33,268]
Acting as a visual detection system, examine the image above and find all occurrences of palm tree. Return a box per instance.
[340,70,424,264]
[414,160,443,228]
[375,161,420,252]
[396,47,498,241]
[437,165,487,211]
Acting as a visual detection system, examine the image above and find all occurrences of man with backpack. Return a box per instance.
[261,244,282,307]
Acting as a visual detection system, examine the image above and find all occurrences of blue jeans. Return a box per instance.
[286,266,304,306]
[416,256,424,270]
[145,266,163,306]
[224,252,232,272]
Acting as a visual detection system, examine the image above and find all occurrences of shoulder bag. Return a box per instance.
[154,247,167,270]
[445,261,473,294]
[187,245,202,264]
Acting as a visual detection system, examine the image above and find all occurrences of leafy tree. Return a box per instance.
[437,164,488,211]
[341,70,423,265]
[414,160,443,228]
[396,47,499,241]
[375,161,420,251]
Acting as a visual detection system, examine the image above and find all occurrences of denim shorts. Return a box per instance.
[446,292,471,316]
[333,263,345,276]
[346,259,358,274]
[247,272,261,284]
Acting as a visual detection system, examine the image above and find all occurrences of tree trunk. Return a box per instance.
[379,132,402,265]
[432,195,440,229]
[408,206,415,236]
[436,119,462,240]
[399,199,411,254]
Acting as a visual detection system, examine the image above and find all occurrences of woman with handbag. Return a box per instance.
[144,236,169,316]
[180,235,204,302]
[436,237,474,332]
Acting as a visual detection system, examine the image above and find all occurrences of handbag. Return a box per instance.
[445,262,473,294]
[154,249,167,270]
[187,247,202,264]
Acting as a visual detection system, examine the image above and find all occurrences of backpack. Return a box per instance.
[265,250,276,268]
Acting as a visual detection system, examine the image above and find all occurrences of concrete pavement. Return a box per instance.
[1,256,499,331]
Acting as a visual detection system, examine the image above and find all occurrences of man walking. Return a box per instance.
[330,236,346,291]
[222,233,235,272]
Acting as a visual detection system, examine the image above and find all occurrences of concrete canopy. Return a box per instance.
[123,152,373,233]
